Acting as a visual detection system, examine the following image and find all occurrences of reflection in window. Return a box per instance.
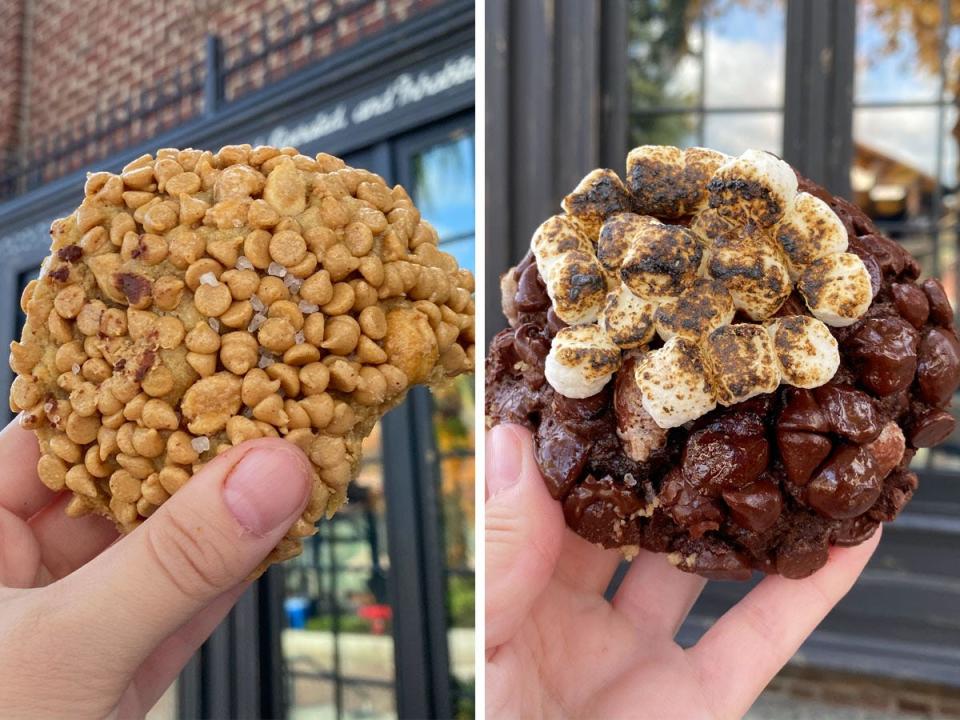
[409,129,476,720]
[412,132,475,271]
[628,0,786,154]
[850,0,960,468]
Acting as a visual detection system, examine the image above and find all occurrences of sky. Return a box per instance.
[649,1,955,186]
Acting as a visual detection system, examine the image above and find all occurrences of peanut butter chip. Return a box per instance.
[10,143,474,574]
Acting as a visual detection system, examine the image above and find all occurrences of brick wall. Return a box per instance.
[1,0,442,191]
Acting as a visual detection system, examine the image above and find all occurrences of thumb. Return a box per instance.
[56,437,312,670]
[485,424,564,652]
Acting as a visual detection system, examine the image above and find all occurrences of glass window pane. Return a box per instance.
[851,107,941,224]
[855,0,943,104]
[629,112,698,150]
[702,111,783,156]
[407,131,475,720]
[411,132,475,242]
[702,2,785,109]
[282,425,397,719]
[628,2,702,111]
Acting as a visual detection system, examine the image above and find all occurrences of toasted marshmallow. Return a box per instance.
[600,283,657,348]
[708,149,798,227]
[797,252,872,327]
[703,323,781,405]
[531,214,592,273]
[706,231,792,320]
[766,315,840,389]
[620,219,702,302]
[634,336,717,428]
[542,250,607,325]
[775,192,848,277]
[545,325,622,399]
[625,145,686,217]
[654,278,735,341]
[680,147,730,213]
[562,168,633,238]
[598,213,657,273]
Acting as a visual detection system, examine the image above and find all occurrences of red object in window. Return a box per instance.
[357,604,392,634]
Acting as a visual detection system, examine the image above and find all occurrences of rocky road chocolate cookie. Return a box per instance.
[9,145,474,572]
[486,145,960,580]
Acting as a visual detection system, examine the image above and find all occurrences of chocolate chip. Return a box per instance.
[134,349,157,382]
[562,475,643,547]
[682,412,769,493]
[114,272,153,305]
[777,430,832,486]
[56,244,83,262]
[807,444,883,520]
[891,283,930,329]
[48,266,70,282]
[916,327,960,407]
[847,317,919,397]
[722,476,782,532]
[813,384,883,443]
[778,388,830,433]
[515,263,551,313]
[922,278,953,326]
[908,407,956,448]
[535,417,589,499]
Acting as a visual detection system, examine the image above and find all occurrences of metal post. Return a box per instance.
[382,387,453,719]
[783,0,855,197]
[204,34,225,117]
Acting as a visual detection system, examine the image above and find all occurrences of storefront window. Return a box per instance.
[628,0,786,154]
[280,124,475,720]
[850,0,960,471]
[409,129,477,720]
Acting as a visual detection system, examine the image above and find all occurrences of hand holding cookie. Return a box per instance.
[0,421,311,717]
[485,424,880,720]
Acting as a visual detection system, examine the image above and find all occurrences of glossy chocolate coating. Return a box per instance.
[486,172,960,580]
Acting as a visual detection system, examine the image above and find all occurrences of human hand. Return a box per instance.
[485,424,880,720]
[0,419,312,719]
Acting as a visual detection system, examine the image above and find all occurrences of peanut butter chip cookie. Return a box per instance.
[10,144,475,572]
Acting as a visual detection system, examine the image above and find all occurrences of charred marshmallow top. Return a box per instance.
[533,146,868,428]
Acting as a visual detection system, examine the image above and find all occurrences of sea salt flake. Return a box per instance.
[191,436,210,453]
[298,300,320,314]
[624,473,637,488]
[284,275,303,293]
[267,262,287,278]
[294,330,305,344]
[250,294,265,312]
[258,350,276,368]
[247,313,266,332]
[236,255,254,270]
[199,272,219,286]
[71,363,81,375]
[207,317,220,332]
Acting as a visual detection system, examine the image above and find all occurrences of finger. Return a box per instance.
[485,424,564,651]
[120,583,249,716]
[0,420,53,519]
[689,529,881,719]
[51,437,311,672]
[0,507,42,588]
[29,493,119,580]
[553,529,623,595]
[611,548,706,636]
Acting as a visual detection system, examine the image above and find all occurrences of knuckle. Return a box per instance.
[143,509,238,600]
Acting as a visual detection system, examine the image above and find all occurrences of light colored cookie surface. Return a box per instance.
[9,144,475,572]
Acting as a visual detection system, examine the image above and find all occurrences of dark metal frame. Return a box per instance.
[484,0,629,344]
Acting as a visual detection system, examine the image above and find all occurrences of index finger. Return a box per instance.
[687,528,881,719]
[0,418,55,519]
